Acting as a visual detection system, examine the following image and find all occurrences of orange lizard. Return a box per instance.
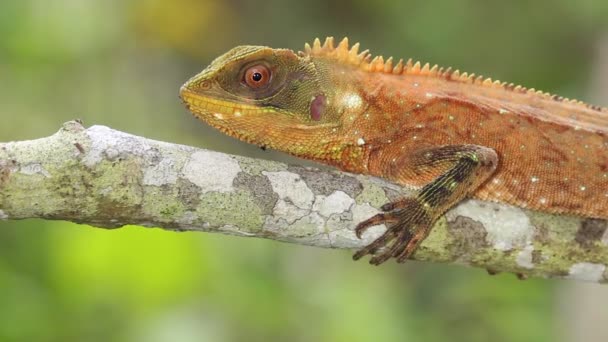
[180,37,608,265]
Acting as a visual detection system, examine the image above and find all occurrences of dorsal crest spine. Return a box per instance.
[300,37,607,113]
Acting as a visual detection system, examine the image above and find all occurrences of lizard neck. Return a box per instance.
[272,125,369,173]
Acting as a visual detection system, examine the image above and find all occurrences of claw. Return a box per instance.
[370,253,392,265]
[353,243,377,261]
[354,212,398,238]
[352,229,395,260]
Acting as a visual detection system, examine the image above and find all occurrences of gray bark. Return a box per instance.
[1,121,607,283]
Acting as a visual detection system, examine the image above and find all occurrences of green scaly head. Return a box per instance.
[179,43,349,161]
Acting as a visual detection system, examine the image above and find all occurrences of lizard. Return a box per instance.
[179,37,608,265]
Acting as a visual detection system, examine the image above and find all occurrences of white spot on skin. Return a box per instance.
[499,108,509,114]
[263,171,314,209]
[530,176,539,183]
[182,151,241,193]
[233,110,242,117]
[492,178,500,184]
[539,197,547,204]
[0,210,7,220]
[19,163,50,177]
[143,158,178,186]
[342,93,363,110]
[580,185,586,191]
[567,262,606,282]
[447,200,534,251]
[357,138,366,146]
[516,244,535,269]
[425,92,434,98]
[312,191,355,217]
[213,113,224,120]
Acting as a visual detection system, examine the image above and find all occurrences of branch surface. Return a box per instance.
[1,121,607,283]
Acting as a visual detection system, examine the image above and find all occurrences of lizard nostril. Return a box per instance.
[200,81,211,90]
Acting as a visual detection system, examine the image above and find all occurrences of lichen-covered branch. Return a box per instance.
[1,121,607,283]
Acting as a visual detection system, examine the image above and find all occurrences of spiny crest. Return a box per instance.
[300,37,607,113]
[302,37,372,67]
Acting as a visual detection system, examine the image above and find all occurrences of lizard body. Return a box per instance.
[180,37,608,264]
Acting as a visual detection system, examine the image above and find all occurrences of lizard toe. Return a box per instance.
[353,197,433,265]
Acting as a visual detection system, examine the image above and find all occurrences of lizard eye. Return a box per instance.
[243,65,271,89]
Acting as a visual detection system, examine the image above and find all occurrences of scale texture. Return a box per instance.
[180,37,608,264]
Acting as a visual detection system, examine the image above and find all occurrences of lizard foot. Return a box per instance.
[353,197,433,265]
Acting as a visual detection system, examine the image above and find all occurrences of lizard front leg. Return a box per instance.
[353,145,498,265]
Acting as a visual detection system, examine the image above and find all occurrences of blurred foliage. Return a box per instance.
[1,0,607,341]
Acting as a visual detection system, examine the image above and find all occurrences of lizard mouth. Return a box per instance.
[179,86,281,146]
[179,86,263,117]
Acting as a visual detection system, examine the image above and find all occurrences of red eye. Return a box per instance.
[244,65,271,88]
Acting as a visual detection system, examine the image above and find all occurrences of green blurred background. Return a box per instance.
[1,0,608,341]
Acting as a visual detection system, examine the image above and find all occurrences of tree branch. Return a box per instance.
[1,121,607,283]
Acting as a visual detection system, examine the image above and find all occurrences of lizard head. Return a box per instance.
[179,44,345,159]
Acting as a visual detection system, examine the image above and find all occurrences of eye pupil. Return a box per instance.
[244,65,271,89]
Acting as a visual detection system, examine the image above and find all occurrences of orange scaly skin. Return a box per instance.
[180,37,608,264]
